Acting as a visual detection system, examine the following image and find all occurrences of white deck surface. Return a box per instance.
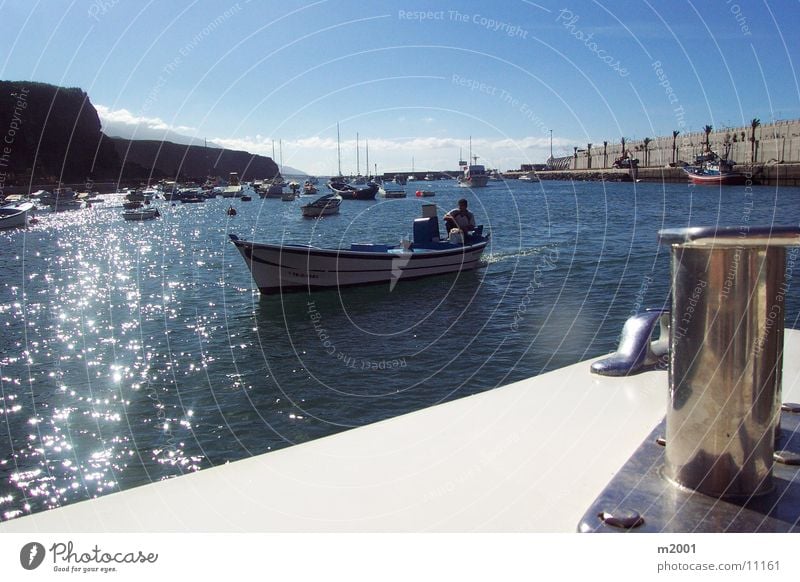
[2,330,798,533]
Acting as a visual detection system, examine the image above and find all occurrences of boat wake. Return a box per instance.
[483,242,564,265]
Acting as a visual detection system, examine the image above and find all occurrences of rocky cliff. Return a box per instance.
[0,80,278,186]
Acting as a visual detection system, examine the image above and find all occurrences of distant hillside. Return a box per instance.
[110,138,279,181]
[0,80,279,186]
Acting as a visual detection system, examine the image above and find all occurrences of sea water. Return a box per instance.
[1,180,798,520]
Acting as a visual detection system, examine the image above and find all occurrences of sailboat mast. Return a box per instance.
[365,139,369,179]
[337,123,342,177]
[279,139,283,175]
[356,132,360,176]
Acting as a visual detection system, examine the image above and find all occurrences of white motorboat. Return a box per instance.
[221,172,244,197]
[380,184,406,198]
[457,139,489,188]
[518,171,539,181]
[0,201,35,229]
[300,193,342,217]
[230,204,489,294]
[457,159,489,188]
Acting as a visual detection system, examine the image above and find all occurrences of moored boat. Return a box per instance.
[259,179,285,199]
[122,207,160,221]
[457,158,489,188]
[328,181,379,200]
[380,184,406,198]
[683,151,747,185]
[39,188,85,211]
[300,193,342,217]
[229,204,489,294]
[0,201,35,229]
[221,173,243,197]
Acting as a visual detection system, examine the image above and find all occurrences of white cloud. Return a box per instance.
[96,105,195,133]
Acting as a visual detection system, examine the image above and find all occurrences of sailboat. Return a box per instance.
[351,133,366,185]
[408,157,417,182]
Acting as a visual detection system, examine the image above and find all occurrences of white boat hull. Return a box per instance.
[0,202,34,229]
[229,238,488,293]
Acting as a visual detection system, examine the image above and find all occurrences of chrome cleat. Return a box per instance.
[590,308,669,376]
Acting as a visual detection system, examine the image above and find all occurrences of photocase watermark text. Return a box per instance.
[556,8,628,77]
[87,0,120,22]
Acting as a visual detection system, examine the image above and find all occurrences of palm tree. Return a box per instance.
[621,137,626,158]
[703,125,713,153]
[603,141,608,168]
[750,118,760,163]
[587,143,592,169]
[642,137,652,167]
[573,146,578,169]
[672,130,680,165]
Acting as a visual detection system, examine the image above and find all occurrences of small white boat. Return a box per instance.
[0,201,35,229]
[518,171,539,181]
[230,204,489,294]
[300,193,342,217]
[221,172,243,197]
[122,207,160,221]
[380,184,406,198]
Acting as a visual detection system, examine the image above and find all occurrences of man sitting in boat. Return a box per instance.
[444,198,476,236]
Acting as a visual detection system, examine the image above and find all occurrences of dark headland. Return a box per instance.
[0,80,278,195]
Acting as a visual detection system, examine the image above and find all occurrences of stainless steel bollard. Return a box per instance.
[659,227,800,498]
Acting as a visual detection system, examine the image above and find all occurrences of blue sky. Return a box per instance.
[2,0,799,174]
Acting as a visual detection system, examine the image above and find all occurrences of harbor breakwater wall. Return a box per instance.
[565,119,800,171]
[516,163,800,186]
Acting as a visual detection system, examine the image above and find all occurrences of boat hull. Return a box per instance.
[684,168,748,185]
[329,182,379,200]
[458,175,490,188]
[0,202,34,229]
[122,209,159,221]
[229,238,488,293]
